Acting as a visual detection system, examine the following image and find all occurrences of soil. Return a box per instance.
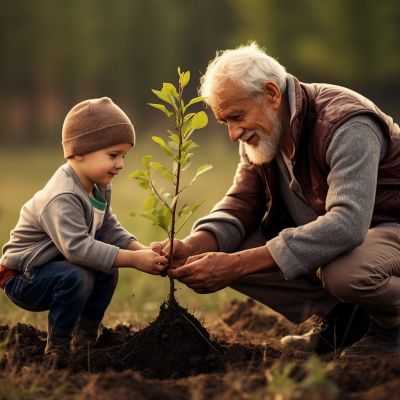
[1,298,399,399]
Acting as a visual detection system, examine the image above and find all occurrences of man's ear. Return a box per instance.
[262,81,281,110]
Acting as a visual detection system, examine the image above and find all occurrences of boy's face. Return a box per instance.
[72,143,131,194]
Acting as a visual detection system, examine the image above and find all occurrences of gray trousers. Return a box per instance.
[230,226,400,328]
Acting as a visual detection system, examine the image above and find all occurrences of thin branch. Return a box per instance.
[148,170,171,211]
[174,212,194,236]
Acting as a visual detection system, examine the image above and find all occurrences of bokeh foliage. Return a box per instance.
[1,0,399,145]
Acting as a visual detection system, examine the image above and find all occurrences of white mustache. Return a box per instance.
[240,130,258,142]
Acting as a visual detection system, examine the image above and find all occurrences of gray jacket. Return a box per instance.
[1,163,135,277]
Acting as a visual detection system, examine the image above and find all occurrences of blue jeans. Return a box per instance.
[4,260,118,336]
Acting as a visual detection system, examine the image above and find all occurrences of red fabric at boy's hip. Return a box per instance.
[0,265,17,289]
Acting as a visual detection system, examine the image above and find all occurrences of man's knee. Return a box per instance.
[319,260,382,302]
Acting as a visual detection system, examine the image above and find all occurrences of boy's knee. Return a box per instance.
[60,266,95,299]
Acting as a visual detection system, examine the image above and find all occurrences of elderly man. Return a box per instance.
[167,42,400,356]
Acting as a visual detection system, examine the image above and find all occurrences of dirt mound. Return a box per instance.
[84,300,225,378]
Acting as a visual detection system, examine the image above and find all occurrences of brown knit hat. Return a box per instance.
[62,97,135,158]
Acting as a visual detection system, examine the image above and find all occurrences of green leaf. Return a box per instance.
[190,202,203,213]
[140,212,158,224]
[129,211,137,217]
[168,141,179,150]
[140,155,152,168]
[184,113,196,123]
[178,205,190,218]
[175,202,204,234]
[152,136,173,156]
[179,71,190,88]
[184,96,204,111]
[162,83,179,99]
[179,202,202,218]
[168,133,180,144]
[191,111,208,130]
[181,152,194,171]
[189,164,213,185]
[143,194,158,211]
[181,113,196,139]
[196,164,213,176]
[149,162,175,181]
[148,103,172,118]
[129,169,147,179]
[149,161,163,171]
[181,139,198,152]
[151,89,175,106]
[139,180,150,189]
[157,207,172,230]
[162,170,175,181]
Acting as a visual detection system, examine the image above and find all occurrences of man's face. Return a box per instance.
[210,80,283,165]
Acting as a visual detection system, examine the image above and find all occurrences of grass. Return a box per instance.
[0,133,246,329]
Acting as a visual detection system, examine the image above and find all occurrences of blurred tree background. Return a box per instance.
[1,0,399,145]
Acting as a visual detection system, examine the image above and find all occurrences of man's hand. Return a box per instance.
[169,252,243,293]
[148,241,167,256]
[149,239,193,266]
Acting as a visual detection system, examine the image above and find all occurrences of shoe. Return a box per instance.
[71,318,100,352]
[281,303,371,355]
[44,328,72,369]
[341,323,400,358]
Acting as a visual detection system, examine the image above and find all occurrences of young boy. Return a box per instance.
[0,97,168,363]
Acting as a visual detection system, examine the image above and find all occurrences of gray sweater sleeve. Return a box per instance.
[192,211,245,252]
[267,117,386,280]
[40,194,119,272]
[96,205,136,249]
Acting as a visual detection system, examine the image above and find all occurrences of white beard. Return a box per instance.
[243,108,283,165]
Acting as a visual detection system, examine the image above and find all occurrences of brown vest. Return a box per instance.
[256,77,400,237]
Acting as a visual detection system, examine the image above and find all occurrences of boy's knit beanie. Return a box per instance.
[62,97,135,158]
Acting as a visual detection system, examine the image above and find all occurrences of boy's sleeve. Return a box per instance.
[96,205,136,249]
[40,194,119,272]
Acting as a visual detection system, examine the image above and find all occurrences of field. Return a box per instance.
[1,143,400,399]
[0,137,242,328]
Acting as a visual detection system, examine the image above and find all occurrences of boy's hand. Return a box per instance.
[114,248,168,275]
[131,249,168,275]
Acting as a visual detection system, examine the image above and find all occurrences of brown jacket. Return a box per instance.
[212,77,400,239]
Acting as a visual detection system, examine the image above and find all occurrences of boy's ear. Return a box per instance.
[74,154,84,162]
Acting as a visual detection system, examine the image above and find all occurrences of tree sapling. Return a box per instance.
[129,67,212,304]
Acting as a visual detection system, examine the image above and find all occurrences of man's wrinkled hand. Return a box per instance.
[169,252,242,293]
[162,239,192,267]
[149,240,169,256]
